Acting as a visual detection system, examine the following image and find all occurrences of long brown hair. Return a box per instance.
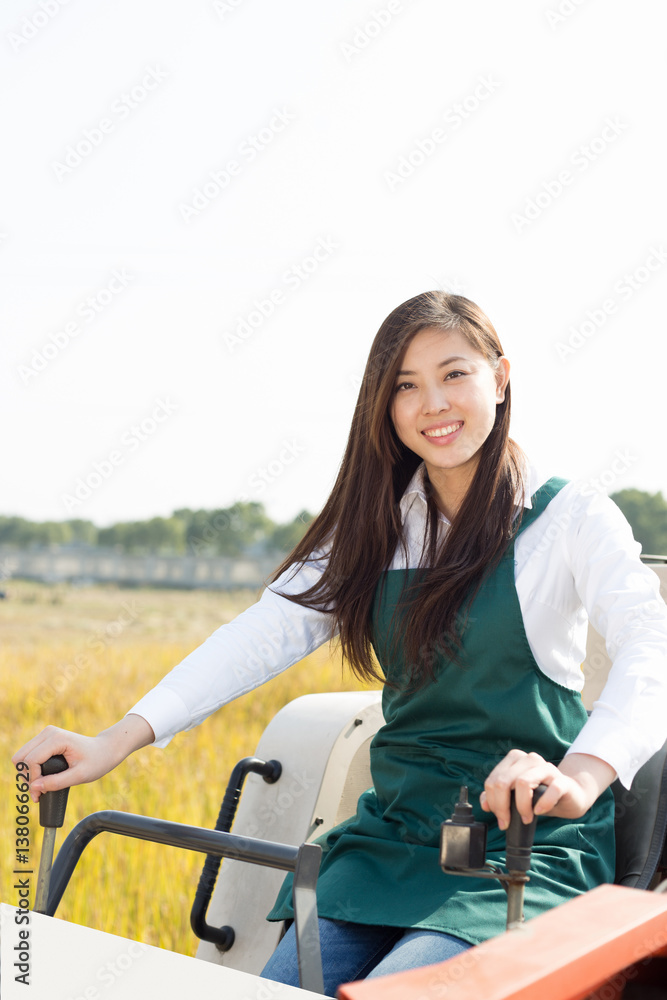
[267,291,527,688]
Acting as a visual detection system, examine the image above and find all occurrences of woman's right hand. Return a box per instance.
[11,715,156,802]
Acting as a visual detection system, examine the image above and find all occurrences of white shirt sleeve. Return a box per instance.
[560,486,667,788]
[125,554,337,747]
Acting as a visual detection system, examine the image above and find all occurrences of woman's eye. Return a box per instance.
[394,372,467,392]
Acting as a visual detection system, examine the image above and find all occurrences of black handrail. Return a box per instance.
[190,756,282,950]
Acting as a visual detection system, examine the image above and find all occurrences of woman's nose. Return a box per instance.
[422,387,451,413]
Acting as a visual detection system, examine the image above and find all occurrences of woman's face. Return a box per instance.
[389,326,510,502]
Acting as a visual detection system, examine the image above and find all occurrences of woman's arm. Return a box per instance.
[480,748,617,829]
[123,555,337,748]
[561,487,667,788]
[12,553,335,799]
[11,714,155,802]
[517,481,667,791]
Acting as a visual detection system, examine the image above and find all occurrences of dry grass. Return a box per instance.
[2,579,370,956]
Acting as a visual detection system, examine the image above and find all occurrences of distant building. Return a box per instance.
[0,544,280,590]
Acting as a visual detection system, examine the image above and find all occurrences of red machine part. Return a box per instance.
[337,883,667,1000]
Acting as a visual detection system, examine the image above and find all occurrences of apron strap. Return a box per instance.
[513,476,570,539]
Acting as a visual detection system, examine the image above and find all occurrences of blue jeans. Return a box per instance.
[260,917,472,996]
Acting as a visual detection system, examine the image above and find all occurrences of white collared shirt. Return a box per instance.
[126,459,667,789]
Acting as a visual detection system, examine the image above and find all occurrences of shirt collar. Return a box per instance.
[400,458,541,525]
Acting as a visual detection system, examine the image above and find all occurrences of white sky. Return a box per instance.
[1,0,665,528]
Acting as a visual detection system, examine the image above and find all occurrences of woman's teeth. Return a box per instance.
[423,423,462,438]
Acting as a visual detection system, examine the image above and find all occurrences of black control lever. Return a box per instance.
[34,755,70,913]
[440,783,548,930]
[505,785,547,928]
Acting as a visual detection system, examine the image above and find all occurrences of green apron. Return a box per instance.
[267,477,616,944]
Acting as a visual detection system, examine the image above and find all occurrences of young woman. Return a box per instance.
[14,291,667,995]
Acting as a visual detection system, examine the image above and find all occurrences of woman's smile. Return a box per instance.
[421,420,464,441]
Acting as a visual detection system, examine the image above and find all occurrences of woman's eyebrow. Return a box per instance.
[396,355,471,376]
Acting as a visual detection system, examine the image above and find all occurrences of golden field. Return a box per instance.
[2,578,372,956]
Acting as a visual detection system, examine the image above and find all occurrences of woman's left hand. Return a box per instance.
[479,749,617,830]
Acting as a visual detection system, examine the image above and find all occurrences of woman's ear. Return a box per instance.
[495,356,510,403]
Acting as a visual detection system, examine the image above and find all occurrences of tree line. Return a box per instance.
[0,489,665,558]
[609,490,667,557]
[0,502,315,558]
